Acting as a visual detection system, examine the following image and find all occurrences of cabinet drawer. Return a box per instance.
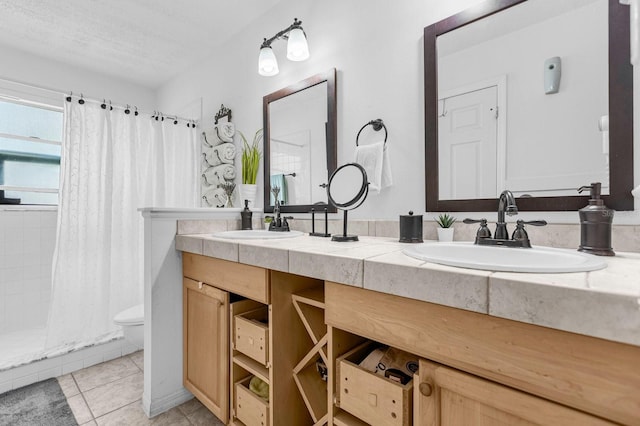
[183,252,270,303]
[235,376,270,426]
[234,307,270,366]
[337,342,413,426]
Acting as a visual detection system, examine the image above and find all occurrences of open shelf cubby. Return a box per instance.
[229,298,271,426]
[292,286,328,425]
[333,409,370,426]
[232,353,270,384]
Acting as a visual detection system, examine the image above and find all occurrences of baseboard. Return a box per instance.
[143,387,193,418]
[1,336,131,393]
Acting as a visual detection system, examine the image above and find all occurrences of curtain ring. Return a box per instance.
[109,100,113,111]
[66,91,72,102]
[101,99,106,109]
[78,93,85,105]
[124,104,130,114]
[134,106,139,116]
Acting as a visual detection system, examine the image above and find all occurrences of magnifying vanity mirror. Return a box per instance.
[326,163,369,242]
[263,68,337,214]
[424,0,634,212]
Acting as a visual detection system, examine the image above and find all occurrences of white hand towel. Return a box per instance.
[381,145,393,189]
[355,141,384,194]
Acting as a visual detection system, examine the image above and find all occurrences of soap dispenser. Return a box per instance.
[241,199,253,230]
[577,182,614,256]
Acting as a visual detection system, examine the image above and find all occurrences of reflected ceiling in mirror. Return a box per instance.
[263,69,337,213]
[424,0,634,212]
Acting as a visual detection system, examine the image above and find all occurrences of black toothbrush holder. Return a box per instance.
[399,211,423,243]
[310,207,331,237]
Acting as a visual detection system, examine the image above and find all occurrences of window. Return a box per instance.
[0,95,63,205]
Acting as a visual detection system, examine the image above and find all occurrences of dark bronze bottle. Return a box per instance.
[241,199,253,230]
[577,182,614,256]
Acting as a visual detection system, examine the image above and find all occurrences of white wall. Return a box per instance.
[0,43,156,109]
[156,0,640,223]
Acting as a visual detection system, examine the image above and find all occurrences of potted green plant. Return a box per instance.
[263,216,273,230]
[436,213,456,242]
[239,129,263,207]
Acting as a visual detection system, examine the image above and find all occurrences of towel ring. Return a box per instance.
[356,119,388,147]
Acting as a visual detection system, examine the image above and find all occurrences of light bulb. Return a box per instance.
[258,46,279,76]
[287,27,310,61]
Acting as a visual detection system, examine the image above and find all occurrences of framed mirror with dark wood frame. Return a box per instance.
[424,0,634,212]
[263,68,337,214]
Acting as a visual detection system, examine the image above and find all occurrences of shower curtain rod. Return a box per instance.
[66,94,198,125]
[0,76,198,124]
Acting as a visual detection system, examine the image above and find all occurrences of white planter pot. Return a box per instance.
[240,184,258,208]
[437,227,455,242]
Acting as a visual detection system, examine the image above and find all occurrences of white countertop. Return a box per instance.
[176,233,640,347]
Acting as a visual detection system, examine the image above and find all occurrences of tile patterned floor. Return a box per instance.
[56,351,224,425]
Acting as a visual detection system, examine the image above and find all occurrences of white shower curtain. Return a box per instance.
[45,101,197,353]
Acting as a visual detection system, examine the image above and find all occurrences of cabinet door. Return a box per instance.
[415,359,614,426]
[183,277,229,423]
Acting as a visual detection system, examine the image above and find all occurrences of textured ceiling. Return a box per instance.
[0,0,282,88]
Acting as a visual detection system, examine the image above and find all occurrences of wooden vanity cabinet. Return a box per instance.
[415,359,614,426]
[182,252,270,425]
[180,252,639,425]
[326,281,640,425]
[182,253,322,426]
[183,277,230,422]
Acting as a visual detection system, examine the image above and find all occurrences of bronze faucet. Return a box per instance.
[464,190,546,248]
[269,186,290,232]
[495,190,518,239]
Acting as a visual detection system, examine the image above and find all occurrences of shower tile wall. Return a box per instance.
[0,210,57,333]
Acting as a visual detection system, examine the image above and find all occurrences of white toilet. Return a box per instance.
[114,304,144,349]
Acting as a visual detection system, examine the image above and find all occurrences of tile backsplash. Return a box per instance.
[176,218,640,253]
[0,210,57,333]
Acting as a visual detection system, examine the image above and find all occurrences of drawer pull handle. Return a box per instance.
[198,281,203,290]
[419,382,433,397]
[368,393,378,407]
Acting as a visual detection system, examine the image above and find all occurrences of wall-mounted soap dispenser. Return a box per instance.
[577,182,614,256]
[544,56,562,94]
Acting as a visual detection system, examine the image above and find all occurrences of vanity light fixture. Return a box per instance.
[258,18,310,76]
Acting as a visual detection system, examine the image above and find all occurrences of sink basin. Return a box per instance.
[212,230,304,240]
[402,242,606,273]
